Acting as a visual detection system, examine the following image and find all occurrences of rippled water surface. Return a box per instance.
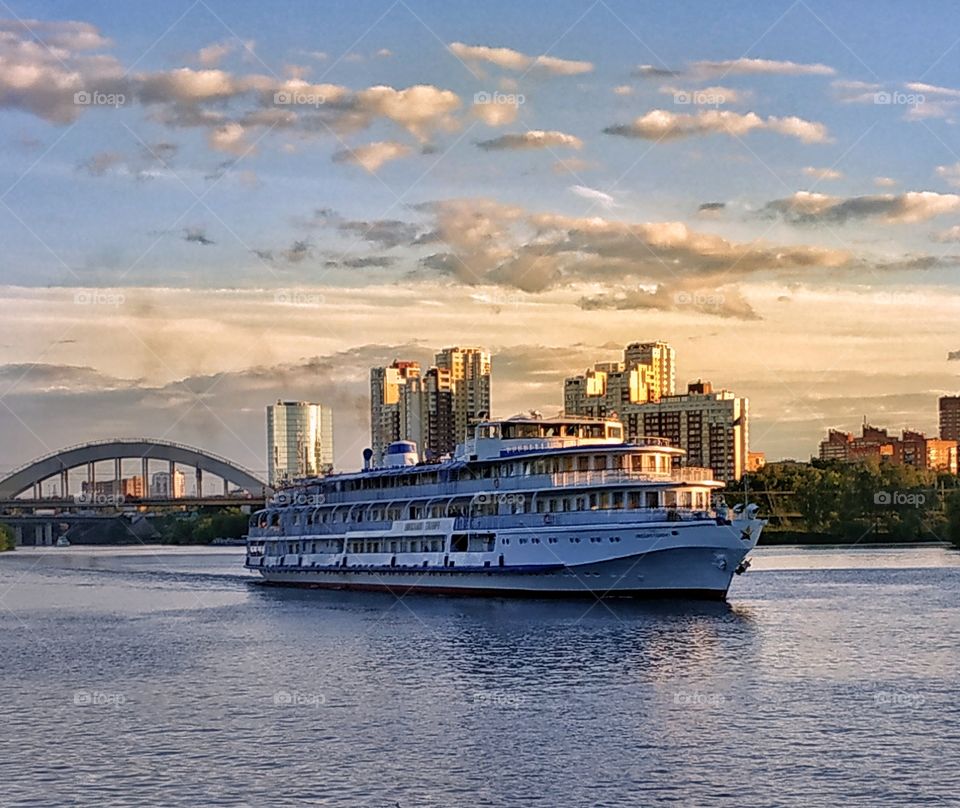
[2,545,959,807]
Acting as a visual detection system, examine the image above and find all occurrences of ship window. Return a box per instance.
[646,492,659,508]
[663,491,678,507]
[578,456,590,472]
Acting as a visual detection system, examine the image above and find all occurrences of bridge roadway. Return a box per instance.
[0,496,265,512]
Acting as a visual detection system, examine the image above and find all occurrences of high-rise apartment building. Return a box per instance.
[370,348,491,465]
[403,367,455,462]
[435,347,492,447]
[623,341,675,400]
[370,361,421,463]
[266,401,334,486]
[564,342,746,481]
[939,396,960,441]
[620,382,749,483]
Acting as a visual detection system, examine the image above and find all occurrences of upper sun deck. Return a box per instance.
[455,415,675,462]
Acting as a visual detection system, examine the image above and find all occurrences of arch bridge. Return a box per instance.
[0,439,272,501]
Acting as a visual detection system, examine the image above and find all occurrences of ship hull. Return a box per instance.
[251,541,755,600]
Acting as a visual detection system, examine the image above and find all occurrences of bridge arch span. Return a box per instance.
[0,439,271,499]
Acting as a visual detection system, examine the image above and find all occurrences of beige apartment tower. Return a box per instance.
[434,346,492,447]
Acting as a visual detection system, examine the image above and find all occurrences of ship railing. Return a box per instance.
[452,509,714,531]
[263,467,717,508]
[548,467,716,486]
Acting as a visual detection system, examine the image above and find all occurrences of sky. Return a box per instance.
[2,0,960,479]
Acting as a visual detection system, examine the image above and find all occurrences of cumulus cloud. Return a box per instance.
[476,130,582,151]
[0,20,463,150]
[195,40,235,67]
[761,191,960,225]
[208,122,251,154]
[0,18,126,122]
[802,166,843,181]
[604,109,829,143]
[332,140,412,171]
[448,41,592,75]
[415,197,852,300]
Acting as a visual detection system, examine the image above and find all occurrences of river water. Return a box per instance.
[1,545,958,807]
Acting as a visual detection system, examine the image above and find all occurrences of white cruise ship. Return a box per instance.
[245,416,764,600]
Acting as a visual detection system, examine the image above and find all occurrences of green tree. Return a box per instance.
[0,522,15,552]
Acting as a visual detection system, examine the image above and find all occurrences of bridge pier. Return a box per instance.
[195,466,202,498]
[60,470,68,498]
[142,457,149,499]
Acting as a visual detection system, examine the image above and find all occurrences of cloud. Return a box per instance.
[569,185,616,209]
[77,151,125,176]
[612,85,633,96]
[578,285,761,320]
[906,81,960,99]
[415,197,852,297]
[470,99,519,125]
[697,202,726,218]
[659,85,750,105]
[691,57,835,77]
[332,140,412,171]
[875,176,897,187]
[932,225,960,243]
[195,40,235,67]
[632,65,680,78]
[0,18,126,122]
[476,130,583,151]
[552,157,596,174]
[352,84,460,142]
[604,109,830,143]
[802,166,843,181]
[183,227,215,246]
[76,143,178,180]
[448,41,593,75]
[341,256,395,268]
[936,163,960,187]
[830,79,884,104]
[762,191,960,225]
[207,122,251,154]
[253,239,312,263]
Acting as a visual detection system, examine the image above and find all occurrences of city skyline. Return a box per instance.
[5,2,960,474]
